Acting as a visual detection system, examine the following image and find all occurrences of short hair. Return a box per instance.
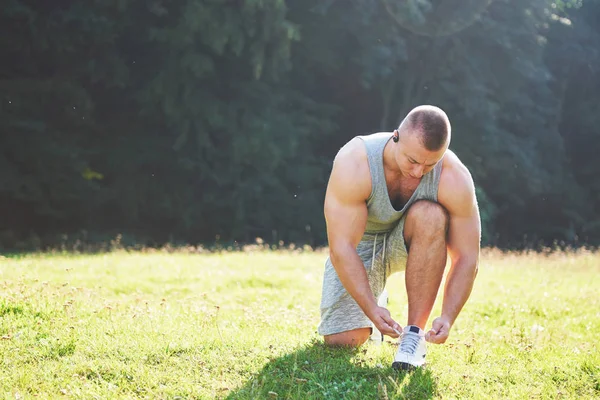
[400,105,451,151]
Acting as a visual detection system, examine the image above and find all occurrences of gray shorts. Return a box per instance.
[317,217,409,336]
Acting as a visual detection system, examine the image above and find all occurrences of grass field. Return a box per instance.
[1,247,599,399]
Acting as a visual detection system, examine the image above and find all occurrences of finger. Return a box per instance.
[382,326,400,338]
[428,329,448,344]
[386,326,401,338]
[431,319,443,331]
[437,323,449,337]
[426,333,442,344]
[378,322,400,338]
[428,335,442,344]
[376,311,402,338]
[434,333,448,344]
[425,329,436,341]
[381,315,400,332]
[426,325,441,342]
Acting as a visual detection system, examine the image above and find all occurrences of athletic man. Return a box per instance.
[318,105,480,370]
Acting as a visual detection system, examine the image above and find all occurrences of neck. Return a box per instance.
[383,138,406,177]
[383,138,397,171]
[383,138,427,181]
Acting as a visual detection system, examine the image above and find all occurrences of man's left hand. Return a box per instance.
[425,316,452,344]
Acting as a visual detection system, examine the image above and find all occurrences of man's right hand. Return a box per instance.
[369,306,402,338]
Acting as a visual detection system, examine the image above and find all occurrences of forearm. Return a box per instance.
[330,248,377,317]
[441,257,478,324]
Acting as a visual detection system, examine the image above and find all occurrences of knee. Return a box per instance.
[406,200,449,235]
[323,328,371,347]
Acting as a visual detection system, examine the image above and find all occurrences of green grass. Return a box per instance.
[1,248,599,399]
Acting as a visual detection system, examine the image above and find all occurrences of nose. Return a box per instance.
[413,165,424,178]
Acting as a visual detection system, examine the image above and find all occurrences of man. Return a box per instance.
[318,105,480,371]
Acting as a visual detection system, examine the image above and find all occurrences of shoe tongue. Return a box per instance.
[408,325,420,334]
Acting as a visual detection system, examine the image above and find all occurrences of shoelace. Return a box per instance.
[399,333,420,355]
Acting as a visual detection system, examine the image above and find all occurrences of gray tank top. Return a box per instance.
[357,132,443,235]
[318,133,443,312]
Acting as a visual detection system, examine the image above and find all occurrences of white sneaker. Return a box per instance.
[392,325,427,371]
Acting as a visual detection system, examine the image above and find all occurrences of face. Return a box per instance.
[394,130,447,179]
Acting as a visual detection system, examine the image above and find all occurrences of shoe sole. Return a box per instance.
[391,361,422,372]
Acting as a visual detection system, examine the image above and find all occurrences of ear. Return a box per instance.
[392,130,399,143]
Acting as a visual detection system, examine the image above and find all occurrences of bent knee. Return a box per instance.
[324,328,371,347]
[404,201,449,247]
[406,200,449,230]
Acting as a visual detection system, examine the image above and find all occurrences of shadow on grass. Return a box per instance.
[227,340,437,399]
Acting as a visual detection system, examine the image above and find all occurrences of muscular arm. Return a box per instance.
[325,141,376,314]
[324,140,400,337]
[442,204,480,324]
[428,153,480,342]
[440,154,481,323]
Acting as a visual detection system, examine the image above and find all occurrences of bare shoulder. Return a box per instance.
[438,150,477,217]
[326,137,372,204]
[324,138,372,246]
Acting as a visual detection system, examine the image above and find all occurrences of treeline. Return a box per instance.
[1,0,599,251]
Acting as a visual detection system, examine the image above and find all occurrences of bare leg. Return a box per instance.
[403,200,449,329]
[324,328,371,347]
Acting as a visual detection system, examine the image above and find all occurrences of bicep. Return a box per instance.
[324,154,370,252]
[439,157,481,263]
[447,206,481,264]
[444,176,481,263]
[325,191,368,251]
